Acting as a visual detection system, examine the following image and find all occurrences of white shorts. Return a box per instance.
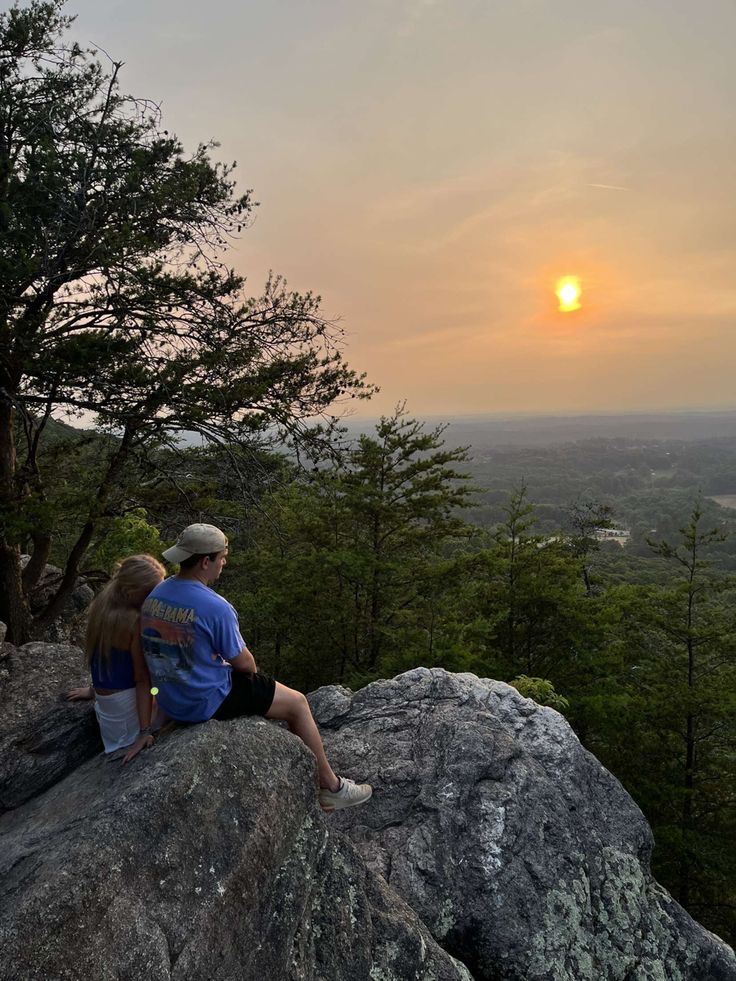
[94,688,139,754]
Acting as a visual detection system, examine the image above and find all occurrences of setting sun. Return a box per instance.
[556,277,582,312]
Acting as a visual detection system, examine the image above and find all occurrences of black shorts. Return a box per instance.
[213,671,276,721]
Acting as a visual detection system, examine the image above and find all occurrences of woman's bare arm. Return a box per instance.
[130,623,152,730]
[122,622,154,765]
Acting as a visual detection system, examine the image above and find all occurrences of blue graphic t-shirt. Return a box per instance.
[140,577,246,723]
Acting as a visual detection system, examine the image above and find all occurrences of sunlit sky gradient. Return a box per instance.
[71,0,736,416]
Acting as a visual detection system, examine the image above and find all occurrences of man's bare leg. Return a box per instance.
[266,683,340,792]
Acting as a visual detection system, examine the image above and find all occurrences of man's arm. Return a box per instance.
[229,646,257,674]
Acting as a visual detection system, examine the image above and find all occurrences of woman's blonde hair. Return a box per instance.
[85,554,165,665]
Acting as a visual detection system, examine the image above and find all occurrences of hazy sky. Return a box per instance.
[70,0,736,416]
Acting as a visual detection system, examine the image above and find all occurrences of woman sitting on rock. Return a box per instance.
[66,554,166,763]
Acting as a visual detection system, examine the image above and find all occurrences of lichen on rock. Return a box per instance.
[310,667,736,981]
[1,653,734,980]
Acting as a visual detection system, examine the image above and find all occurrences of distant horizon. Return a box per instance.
[55,404,736,434]
[345,404,736,423]
[52,403,736,454]
[340,405,736,449]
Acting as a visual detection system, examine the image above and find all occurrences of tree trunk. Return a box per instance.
[505,522,520,667]
[0,540,28,642]
[353,582,361,668]
[35,516,96,628]
[679,604,697,908]
[35,426,135,628]
[367,564,381,670]
[679,710,696,907]
[367,510,382,671]
[22,529,52,593]
[21,408,55,593]
[582,564,592,597]
[338,634,348,684]
[0,400,31,642]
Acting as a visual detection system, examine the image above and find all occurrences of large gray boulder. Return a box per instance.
[3,647,734,981]
[309,668,736,981]
[0,716,472,981]
[0,641,101,812]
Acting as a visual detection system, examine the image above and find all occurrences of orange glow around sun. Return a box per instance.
[556,276,582,312]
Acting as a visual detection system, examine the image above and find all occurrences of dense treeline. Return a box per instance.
[462,436,736,568]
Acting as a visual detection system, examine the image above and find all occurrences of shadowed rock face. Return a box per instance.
[0,641,101,812]
[309,669,736,981]
[0,718,472,981]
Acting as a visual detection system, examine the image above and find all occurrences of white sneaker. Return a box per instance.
[319,777,373,812]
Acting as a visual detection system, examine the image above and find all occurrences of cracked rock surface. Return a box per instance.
[0,707,472,981]
[0,640,101,812]
[309,668,736,981]
[3,644,734,981]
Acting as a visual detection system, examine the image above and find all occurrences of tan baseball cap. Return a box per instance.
[162,523,228,564]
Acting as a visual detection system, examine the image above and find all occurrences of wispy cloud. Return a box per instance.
[587,183,630,191]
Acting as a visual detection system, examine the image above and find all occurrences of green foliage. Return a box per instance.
[577,508,736,944]
[449,484,594,690]
[463,435,736,570]
[510,675,570,712]
[223,407,474,689]
[87,509,164,573]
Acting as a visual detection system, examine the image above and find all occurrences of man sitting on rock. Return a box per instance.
[140,523,372,812]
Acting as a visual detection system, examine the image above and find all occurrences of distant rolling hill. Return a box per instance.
[342,410,736,450]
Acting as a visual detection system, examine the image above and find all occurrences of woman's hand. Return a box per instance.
[122,733,154,765]
[65,686,94,701]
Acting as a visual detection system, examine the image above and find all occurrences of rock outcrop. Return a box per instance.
[0,714,471,981]
[2,643,734,981]
[310,669,736,981]
[0,638,100,812]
